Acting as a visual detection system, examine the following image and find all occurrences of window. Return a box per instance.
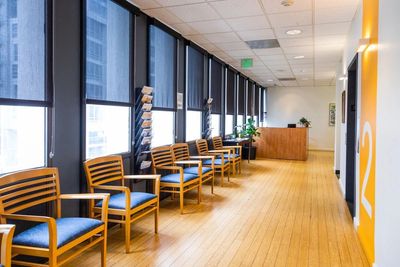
[237,115,244,128]
[211,114,220,137]
[152,111,175,147]
[0,0,50,174]
[225,114,233,135]
[186,110,202,141]
[149,25,177,110]
[86,105,130,159]
[85,0,132,158]
[186,45,205,140]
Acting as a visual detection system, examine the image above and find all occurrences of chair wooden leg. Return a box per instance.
[171,188,174,200]
[197,180,201,204]
[154,205,159,234]
[211,173,214,194]
[48,253,57,267]
[239,160,242,174]
[101,230,107,267]
[220,167,224,187]
[227,165,230,182]
[125,217,131,253]
[180,187,184,215]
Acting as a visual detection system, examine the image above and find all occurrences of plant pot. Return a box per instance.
[243,146,257,160]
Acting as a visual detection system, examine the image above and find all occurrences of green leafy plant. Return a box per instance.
[299,117,311,127]
[236,118,261,142]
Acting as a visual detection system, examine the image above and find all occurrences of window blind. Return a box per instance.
[210,59,223,114]
[187,46,205,111]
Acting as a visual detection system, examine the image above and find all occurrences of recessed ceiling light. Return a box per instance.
[293,55,305,59]
[267,79,274,82]
[286,29,302,36]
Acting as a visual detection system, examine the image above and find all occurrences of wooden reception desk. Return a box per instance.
[255,127,309,161]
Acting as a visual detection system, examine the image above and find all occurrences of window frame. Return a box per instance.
[0,0,53,174]
[82,0,136,160]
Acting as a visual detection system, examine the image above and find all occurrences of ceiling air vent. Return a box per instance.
[278,78,296,81]
[245,39,280,49]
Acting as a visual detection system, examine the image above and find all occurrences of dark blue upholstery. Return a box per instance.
[13,218,103,248]
[224,153,240,159]
[204,159,229,165]
[96,192,156,210]
[184,167,213,175]
[161,173,198,183]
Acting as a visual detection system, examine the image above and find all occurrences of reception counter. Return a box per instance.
[255,127,309,161]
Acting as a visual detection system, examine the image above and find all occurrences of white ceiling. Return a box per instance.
[129,0,359,87]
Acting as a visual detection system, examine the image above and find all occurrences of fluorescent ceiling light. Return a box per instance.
[293,55,305,59]
[286,29,302,35]
[267,79,274,82]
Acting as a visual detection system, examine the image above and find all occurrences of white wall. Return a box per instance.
[336,3,363,195]
[266,86,335,151]
[375,1,400,266]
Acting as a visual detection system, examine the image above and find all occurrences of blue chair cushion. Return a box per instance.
[184,167,213,175]
[223,153,240,159]
[13,217,103,248]
[161,173,198,183]
[204,159,229,165]
[96,192,157,210]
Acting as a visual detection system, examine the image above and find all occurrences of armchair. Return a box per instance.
[150,146,201,214]
[84,155,160,253]
[0,168,109,267]
[0,224,15,267]
[195,139,231,186]
[171,143,215,196]
[212,136,242,174]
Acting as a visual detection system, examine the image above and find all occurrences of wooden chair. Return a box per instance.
[150,146,201,214]
[171,143,215,196]
[84,155,160,253]
[212,136,242,175]
[0,168,109,267]
[196,139,231,186]
[0,224,15,267]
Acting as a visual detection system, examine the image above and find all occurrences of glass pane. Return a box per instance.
[211,114,220,137]
[86,0,130,102]
[0,106,45,174]
[152,111,174,148]
[186,110,202,141]
[225,114,233,135]
[237,115,243,128]
[149,26,176,109]
[0,0,45,101]
[254,116,259,127]
[86,104,130,159]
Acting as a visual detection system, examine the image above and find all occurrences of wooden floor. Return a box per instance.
[66,151,369,267]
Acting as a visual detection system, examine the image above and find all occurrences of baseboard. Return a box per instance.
[308,148,335,152]
[353,217,360,230]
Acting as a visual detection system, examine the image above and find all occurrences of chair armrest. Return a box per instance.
[59,194,110,222]
[94,185,130,193]
[208,149,231,154]
[123,175,160,196]
[156,166,183,172]
[0,224,15,267]
[174,160,201,165]
[0,214,57,251]
[190,155,215,160]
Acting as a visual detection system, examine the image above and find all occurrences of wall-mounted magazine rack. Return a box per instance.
[134,86,153,174]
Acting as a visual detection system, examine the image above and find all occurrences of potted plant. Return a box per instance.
[299,117,311,127]
[237,118,261,160]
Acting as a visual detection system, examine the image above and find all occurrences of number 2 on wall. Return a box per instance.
[361,121,373,219]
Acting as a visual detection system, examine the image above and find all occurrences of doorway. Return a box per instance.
[345,54,358,217]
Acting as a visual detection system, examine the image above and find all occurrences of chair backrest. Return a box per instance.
[84,155,124,189]
[0,224,15,267]
[150,146,174,172]
[212,136,223,150]
[196,139,209,155]
[171,143,190,161]
[0,168,60,219]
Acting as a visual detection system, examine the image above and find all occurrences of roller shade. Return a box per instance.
[255,85,260,117]
[226,69,235,115]
[210,59,223,114]
[237,76,245,115]
[187,46,205,111]
[247,81,254,116]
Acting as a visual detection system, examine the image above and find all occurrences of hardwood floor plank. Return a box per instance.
[64,151,368,267]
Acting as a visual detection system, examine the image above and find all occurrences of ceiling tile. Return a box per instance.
[226,49,255,58]
[204,32,241,43]
[278,37,313,47]
[315,35,346,45]
[282,46,313,54]
[236,29,275,41]
[210,0,264,19]
[130,0,160,9]
[253,47,283,56]
[268,11,312,28]
[261,0,312,14]
[315,6,357,24]
[156,0,205,7]
[281,80,299,87]
[314,0,358,9]
[187,20,232,34]
[216,42,249,50]
[167,3,220,22]
[314,22,352,36]
[144,8,183,24]
[171,23,198,35]
[185,34,211,44]
[225,16,271,32]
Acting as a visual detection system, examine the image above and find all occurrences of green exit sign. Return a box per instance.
[241,58,253,68]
